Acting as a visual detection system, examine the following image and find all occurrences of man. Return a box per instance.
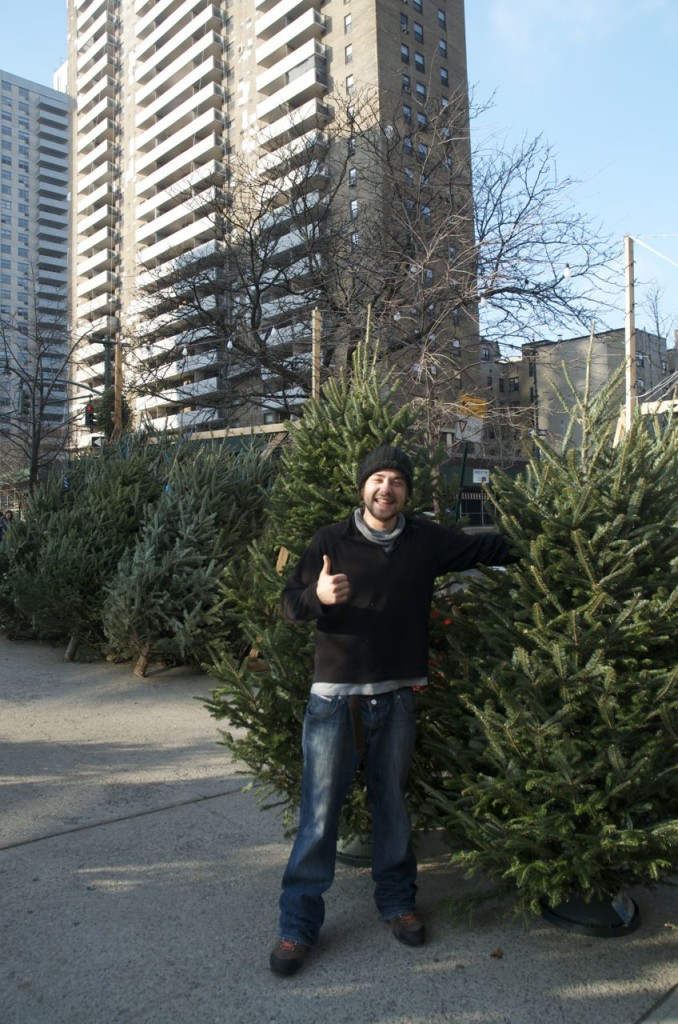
[270,445,514,976]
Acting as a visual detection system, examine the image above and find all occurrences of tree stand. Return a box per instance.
[540,893,640,937]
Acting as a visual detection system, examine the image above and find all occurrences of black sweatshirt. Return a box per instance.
[281,514,514,684]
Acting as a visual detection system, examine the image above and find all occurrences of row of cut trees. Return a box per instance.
[0,434,275,672]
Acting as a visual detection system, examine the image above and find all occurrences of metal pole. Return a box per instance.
[454,442,469,522]
[311,307,321,401]
[624,235,637,433]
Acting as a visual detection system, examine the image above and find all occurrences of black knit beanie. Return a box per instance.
[357,445,414,495]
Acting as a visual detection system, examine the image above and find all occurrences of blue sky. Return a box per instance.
[2,0,676,341]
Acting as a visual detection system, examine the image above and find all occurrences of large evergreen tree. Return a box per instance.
[417,383,678,919]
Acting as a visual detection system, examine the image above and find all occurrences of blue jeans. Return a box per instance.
[278,688,418,946]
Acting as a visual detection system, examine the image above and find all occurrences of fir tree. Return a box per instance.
[418,380,678,919]
[102,444,274,675]
[0,437,173,654]
[203,343,445,832]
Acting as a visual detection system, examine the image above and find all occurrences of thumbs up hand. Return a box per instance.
[316,554,350,606]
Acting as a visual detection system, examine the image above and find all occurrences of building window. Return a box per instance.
[440,67,449,87]
[346,74,355,95]
[413,21,424,42]
[348,167,358,187]
[348,135,357,153]
[345,44,353,64]
[417,141,428,161]
[636,353,645,367]
[404,166,414,183]
[439,9,447,29]
[415,81,426,102]
[439,38,448,58]
[413,0,422,11]
[403,137,414,155]
[400,12,408,31]
[415,51,425,72]
[482,347,491,362]
[422,204,431,219]
[403,103,412,123]
[344,12,352,31]
[401,43,410,63]
[424,268,434,286]
[350,198,359,220]
[401,73,411,93]
[417,111,427,129]
[509,377,519,391]
[351,231,359,250]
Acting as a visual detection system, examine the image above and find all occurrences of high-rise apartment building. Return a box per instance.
[67,0,471,439]
[0,69,71,473]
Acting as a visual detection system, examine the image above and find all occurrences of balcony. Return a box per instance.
[256,7,326,68]
[76,47,118,92]
[136,0,222,65]
[78,160,117,194]
[77,93,119,135]
[78,202,118,235]
[135,34,223,107]
[77,225,116,258]
[77,6,117,54]
[135,134,223,200]
[135,63,221,130]
[136,109,223,175]
[137,161,225,221]
[77,291,118,320]
[136,195,210,244]
[138,213,215,268]
[256,0,320,41]
[77,117,118,156]
[257,128,328,176]
[79,248,117,276]
[135,0,198,36]
[136,83,222,154]
[257,65,327,124]
[77,269,118,299]
[136,19,222,86]
[77,138,117,177]
[77,181,117,217]
[257,40,326,96]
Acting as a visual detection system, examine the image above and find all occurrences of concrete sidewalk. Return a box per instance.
[1,636,677,1024]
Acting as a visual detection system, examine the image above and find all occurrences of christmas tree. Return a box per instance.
[102,443,274,675]
[0,437,171,655]
[418,381,678,919]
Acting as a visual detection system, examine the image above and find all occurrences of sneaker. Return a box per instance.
[388,912,426,947]
[270,938,309,976]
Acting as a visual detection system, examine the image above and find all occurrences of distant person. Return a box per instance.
[269,444,516,976]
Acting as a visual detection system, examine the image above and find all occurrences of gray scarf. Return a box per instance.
[353,508,405,553]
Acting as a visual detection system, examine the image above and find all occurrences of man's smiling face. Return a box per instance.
[361,469,408,530]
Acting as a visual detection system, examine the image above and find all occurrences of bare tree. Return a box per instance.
[122,88,617,443]
[0,270,82,491]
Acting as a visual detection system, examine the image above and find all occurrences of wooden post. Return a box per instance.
[624,235,637,433]
[311,307,321,401]
[113,338,123,439]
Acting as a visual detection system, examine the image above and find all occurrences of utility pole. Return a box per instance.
[113,339,123,439]
[624,235,637,432]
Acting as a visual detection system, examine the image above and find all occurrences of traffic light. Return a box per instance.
[19,386,30,417]
[85,402,95,429]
